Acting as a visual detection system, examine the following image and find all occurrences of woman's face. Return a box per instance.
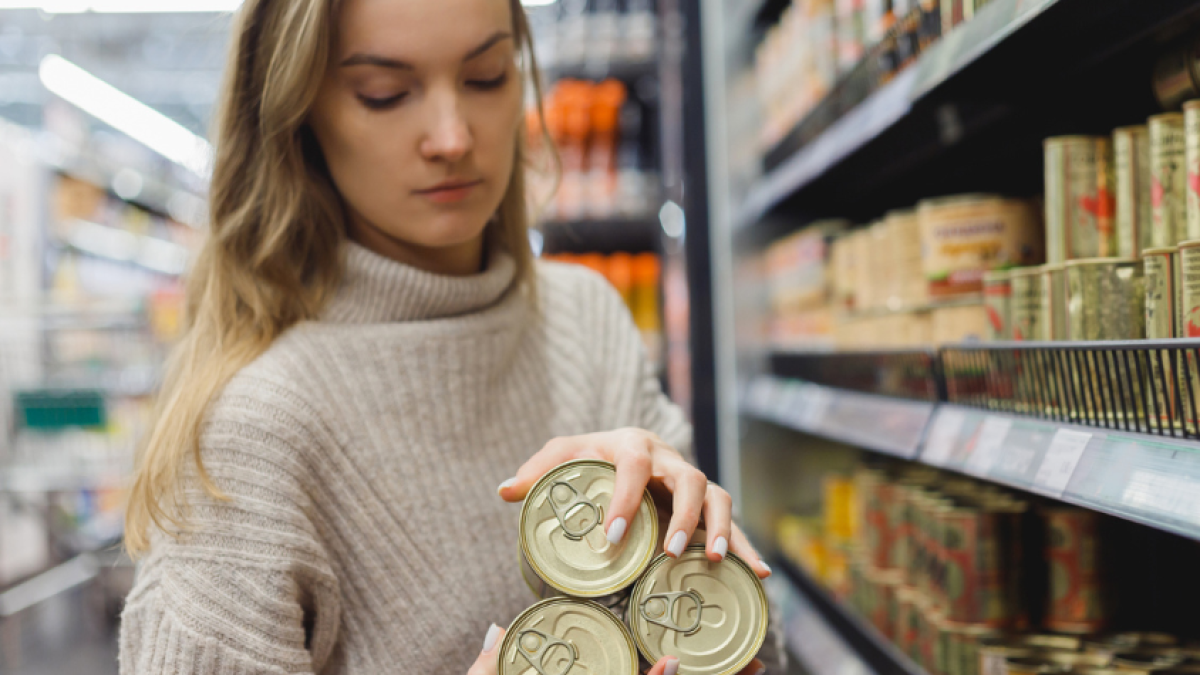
[309,0,523,272]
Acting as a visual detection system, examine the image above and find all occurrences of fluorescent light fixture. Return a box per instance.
[39,54,212,177]
[0,0,242,11]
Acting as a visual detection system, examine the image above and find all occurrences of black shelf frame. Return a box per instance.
[539,218,663,255]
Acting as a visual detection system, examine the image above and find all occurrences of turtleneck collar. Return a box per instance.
[322,240,519,324]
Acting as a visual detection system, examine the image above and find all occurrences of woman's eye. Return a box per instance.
[468,73,508,90]
[358,93,408,110]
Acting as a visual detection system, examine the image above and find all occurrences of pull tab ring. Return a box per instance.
[516,629,578,675]
[639,589,706,635]
[548,480,603,540]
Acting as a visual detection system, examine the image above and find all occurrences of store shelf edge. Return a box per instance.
[777,556,929,675]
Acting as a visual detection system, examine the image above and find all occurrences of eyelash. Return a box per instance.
[358,73,508,110]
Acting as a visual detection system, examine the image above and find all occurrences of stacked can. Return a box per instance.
[1043,507,1106,635]
[510,460,768,675]
[1115,125,1154,259]
[984,271,1013,341]
[1151,113,1188,247]
[1045,137,1115,264]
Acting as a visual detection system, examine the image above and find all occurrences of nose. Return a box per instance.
[419,85,473,163]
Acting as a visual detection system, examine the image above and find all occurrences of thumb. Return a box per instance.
[644,656,680,675]
[467,623,505,675]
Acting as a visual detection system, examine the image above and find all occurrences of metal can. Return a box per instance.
[895,586,923,664]
[1110,650,1184,673]
[1150,113,1188,247]
[1044,507,1105,635]
[1024,633,1084,651]
[1039,264,1068,341]
[1010,267,1045,341]
[978,638,1036,675]
[1153,37,1200,110]
[499,597,639,675]
[627,546,768,675]
[943,622,1001,675]
[1187,102,1200,243]
[519,459,658,601]
[1144,247,1179,338]
[1115,126,1154,259]
[1045,651,1113,670]
[1045,136,1110,263]
[1178,240,1200,336]
[1004,656,1068,675]
[938,502,1005,627]
[984,271,1013,341]
[918,194,1043,298]
[1065,258,1145,340]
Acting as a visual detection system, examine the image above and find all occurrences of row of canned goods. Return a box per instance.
[502,459,767,675]
[840,464,1200,675]
[982,238,1200,342]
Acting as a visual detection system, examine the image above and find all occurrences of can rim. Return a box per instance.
[627,545,768,675]
[1142,247,1179,256]
[1007,266,1043,278]
[1038,263,1065,272]
[1149,112,1186,123]
[1183,100,1200,111]
[499,597,639,675]
[1044,135,1108,144]
[1112,124,1149,135]
[518,458,659,598]
[1063,257,1139,266]
[1177,239,1200,250]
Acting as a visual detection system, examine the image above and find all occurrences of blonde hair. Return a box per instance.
[124,0,545,556]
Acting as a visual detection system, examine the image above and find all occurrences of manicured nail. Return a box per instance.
[663,657,680,675]
[667,531,687,558]
[606,517,628,545]
[482,623,501,653]
[712,536,728,560]
[758,560,772,575]
[497,478,516,495]
[752,667,766,675]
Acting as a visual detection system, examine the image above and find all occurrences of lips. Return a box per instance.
[415,179,483,195]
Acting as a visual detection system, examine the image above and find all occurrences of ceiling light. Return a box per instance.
[39,54,212,177]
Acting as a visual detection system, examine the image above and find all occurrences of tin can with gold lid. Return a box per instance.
[627,545,768,675]
[519,459,659,601]
[498,597,640,675]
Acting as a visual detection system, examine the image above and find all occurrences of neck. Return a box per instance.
[347,213,485,277]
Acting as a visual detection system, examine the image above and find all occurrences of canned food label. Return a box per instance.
[983,278,1012,340]
[1046,139,1103,263]
[1045,509,1105,632]
[1145,251,1177,339]
[1116,128,1154,258]
[1011,273,1043,341]
[1188,107,1200,241]
[920,197,1042,297]
[1151,116,1187,247]
[1181,246,1200,337]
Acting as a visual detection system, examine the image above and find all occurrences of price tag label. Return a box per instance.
[798,386,835,431]
[1033,429,1092,497]
[922,409,966,467]
[964,417,1012,477]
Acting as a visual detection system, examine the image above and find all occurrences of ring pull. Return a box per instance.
[639,589,706,635]
[516,629,578,675]
[548,480,603,540]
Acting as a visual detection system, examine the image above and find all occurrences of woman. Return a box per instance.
[119,0,774,673]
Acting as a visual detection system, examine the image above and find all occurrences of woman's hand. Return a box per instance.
[497,428,771,578]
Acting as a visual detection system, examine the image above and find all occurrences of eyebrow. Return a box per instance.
[339,31,514,69]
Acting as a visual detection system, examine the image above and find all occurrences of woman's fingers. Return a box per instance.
[729,525,772,578]
[498,436,591,502]
[644,656,681,675]
[663,463,708,557]
[604,434,654,543]
[736,658,766,675]
[466,624,505,675]
[701,483,733,562]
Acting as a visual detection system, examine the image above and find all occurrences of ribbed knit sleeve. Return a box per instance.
[119,378,341,675]
[577,268,695,463]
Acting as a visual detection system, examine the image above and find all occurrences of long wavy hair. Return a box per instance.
[124,0,545,556]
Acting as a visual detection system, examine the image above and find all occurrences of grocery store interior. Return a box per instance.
[10,0,1200,673]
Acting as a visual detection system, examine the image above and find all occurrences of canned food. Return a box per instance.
[1044,508,1105,635]
[1144,247,1179,338]
[1150,113,1188,247]
[1011,267,1045,341]
[984,271,1013,341]
[1005,656,1069,674]
[520,459,658,600]
[896,586,923,663]
[1045,651,1113,669]
[1084,634,1142,656]
[1039,264,1069,340]
[627,546,768,675]
[1153,38,1200,110]
[1117,632,1179,647]
[1111,650,1183,672]
[1186,102,1200,242]
[1065,258,1145,341]
[918,194,1043,298]
[824,474,857,546]
[944,622,1001,675]
[938,502,1006,627]
[979,638,1037,675]
[1024,634,1084,651]
[499,597,639,675]
[1115,126,1154,258]
[1178,240,1200,336]
[1046,137,1111,263]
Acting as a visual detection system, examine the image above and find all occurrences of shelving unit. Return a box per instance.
[539,217,663,255]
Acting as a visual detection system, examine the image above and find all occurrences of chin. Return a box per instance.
[404,211,492,249]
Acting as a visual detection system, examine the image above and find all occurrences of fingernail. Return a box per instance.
[758,560,772,575]
[482,623,501,653]
[606,517,628,545]
[712,536,728,560]
[497,478,516,495]
[663,657,680,675]
[667,530,687,558]
[752,667,767,675]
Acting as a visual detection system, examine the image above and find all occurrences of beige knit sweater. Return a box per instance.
[118,242,694,674]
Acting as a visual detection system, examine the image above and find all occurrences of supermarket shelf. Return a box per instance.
[774,556,927,675]
[743,376,933,460]
[542,58,657,83]
[736,0,1200,235]
[540,218,663,255]
[745,372,1200,543]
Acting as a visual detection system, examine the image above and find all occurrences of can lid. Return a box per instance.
[1024,634,1084,651]
[1177,239,1200,250]
[1045,652,1114,668]
[1004,656,1069,674]
[1038,263,1065,272]
[499,597,639,675]
[1063,257,1138,267]
[1112,124,1149,135]
[628,546,768,675]
[1183,99,1200,111]
[519,459,658,598]
[1149,112,1186,123]
[1044,135,1107,144]
[916,193,1002,209]
[1142,246,1179,256]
